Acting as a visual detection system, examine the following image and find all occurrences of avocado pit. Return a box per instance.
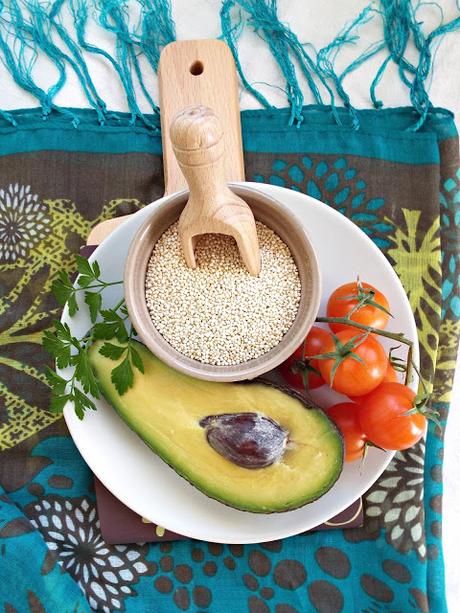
[200,412,288,469]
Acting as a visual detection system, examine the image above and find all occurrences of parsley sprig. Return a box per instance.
[93,305,145,395]
[44,256,144,420]
[52,255,123,323]
[43,322,98,420]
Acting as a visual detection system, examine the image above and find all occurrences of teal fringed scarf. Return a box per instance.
[0,2,459,612]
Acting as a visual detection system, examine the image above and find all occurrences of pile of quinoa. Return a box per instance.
[145,221,301,365]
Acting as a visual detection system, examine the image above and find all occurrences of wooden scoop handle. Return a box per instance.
[87,40,244,246]
[170,106,228,207]
[170,106,261,276]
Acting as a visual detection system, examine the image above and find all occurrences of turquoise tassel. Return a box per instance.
[0,0,77,125]
[379,0,460,130]
[97,0,159,121]
[139,0,176,71]
[221,0,331,127]
[70,0,143,125]
[0,0,175,128]
[220,2,275,112]
[50,0,111,124]
[316,4,381,129]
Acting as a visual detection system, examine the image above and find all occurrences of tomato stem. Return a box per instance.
[339,278,393,319]
[405,344,413,386]
[389,346,407,373]
[308,331,369,387]
[315,316,412,345]
[315,316,414,384]
[402,391,441,431]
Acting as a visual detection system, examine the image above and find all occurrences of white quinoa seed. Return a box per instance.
[145,221,301,365]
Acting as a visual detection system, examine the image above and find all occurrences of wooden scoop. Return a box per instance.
[87,40,245,247]
[170,106,261,276]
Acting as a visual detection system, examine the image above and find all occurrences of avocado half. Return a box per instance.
[89,341,343,513]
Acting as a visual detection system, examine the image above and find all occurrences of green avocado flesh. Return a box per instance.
[89,341,343,513]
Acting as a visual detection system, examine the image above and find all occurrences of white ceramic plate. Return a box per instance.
[61,183,419,543]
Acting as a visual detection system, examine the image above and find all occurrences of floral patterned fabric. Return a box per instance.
[0,105,458,612]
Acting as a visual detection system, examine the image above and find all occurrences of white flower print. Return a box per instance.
[365,442,426,559]
[26,496,155,612]
[0,183,50,261]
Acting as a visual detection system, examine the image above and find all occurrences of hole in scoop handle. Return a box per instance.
[158,40,245,195]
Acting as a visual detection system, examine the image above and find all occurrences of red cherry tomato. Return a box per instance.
[279,327,330,390]
[383,362,399,384]
[349,361,399,402]
[317,330,388,396]
[327,281,390,333]
[327,402,366,462]
[358,382,425,451]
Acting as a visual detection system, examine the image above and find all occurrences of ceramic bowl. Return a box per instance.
[124,184,321,382]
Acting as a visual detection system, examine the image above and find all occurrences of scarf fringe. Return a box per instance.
[221,0,460,131]
[0,0,175,130]
[0,0,458,131]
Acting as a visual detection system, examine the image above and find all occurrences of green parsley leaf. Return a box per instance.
[94,309,128,342]
[85,291,102,324]
[51,271,74,306]
[91,260,101,278]
[43,329,65,358]
[55,349,73,371]
[45,367,68,394]
[92,321,118,340]
[54,320,73,342]
[130,345,144,373]
[74,387,97,411]
[44,256,133,419]
[73,399,85,420]
[43,329,72,369]
[76,254,94,278]
[111,355,134,395]
[52,271,80,315]
[67,292,78,317]
[49,394,70,414]
[77,274,93,288]
[99,342,127,361]
[73,349,99,398]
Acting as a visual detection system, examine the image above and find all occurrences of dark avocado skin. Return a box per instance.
[89,341,344,514]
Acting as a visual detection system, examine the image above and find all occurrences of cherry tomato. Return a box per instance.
[383,362,399,384]
[327,281,390,333]
[349,361,399,402]
[327,402,366,462]
[317,330,388,396]
[279,327,330,390]
[358,382,425,450]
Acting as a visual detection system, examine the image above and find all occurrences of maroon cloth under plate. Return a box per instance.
[95,477,363,545]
